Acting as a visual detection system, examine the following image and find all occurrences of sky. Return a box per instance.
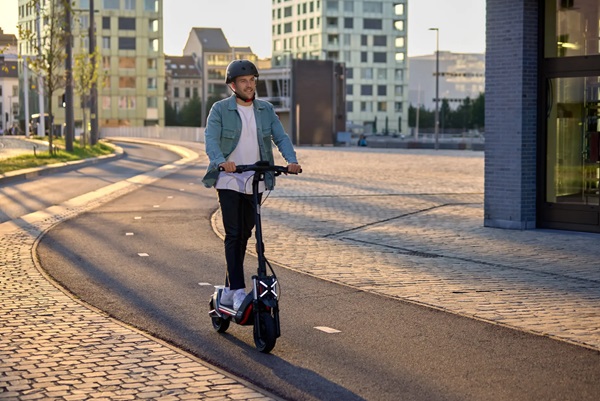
[0,0,485,58]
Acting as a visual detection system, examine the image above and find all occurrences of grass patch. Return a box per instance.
[0,138,114,175]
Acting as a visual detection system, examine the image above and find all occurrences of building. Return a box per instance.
[164,55,201,114]
[486,0,600,234]
[270,0,408,135]
[17,0,165,129]
[0,55,19,134]
[183,27,257,125]
[408,52,485,111]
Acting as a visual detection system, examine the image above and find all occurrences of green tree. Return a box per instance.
[164,101,180,126]
[179,94,202,127]
[73,47,100,147]
[19,0,70,154]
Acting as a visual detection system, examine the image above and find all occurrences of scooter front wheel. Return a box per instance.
[254,312,277,353]
[212,316,230,333]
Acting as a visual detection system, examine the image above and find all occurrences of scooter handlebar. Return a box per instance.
[219,162,302,175]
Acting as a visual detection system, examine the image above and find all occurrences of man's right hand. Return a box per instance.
[219,161,237,172]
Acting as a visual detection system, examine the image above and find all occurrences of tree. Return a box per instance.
[164,101,180,126]
[19,0,70,154]
[73,46,100,147]
[179,94,203,127]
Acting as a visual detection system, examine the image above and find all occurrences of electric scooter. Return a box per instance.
[208,161,300,353]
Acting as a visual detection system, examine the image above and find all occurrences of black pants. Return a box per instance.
[217,189,261,290]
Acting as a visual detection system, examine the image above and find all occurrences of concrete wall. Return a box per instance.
[484,0,539,229]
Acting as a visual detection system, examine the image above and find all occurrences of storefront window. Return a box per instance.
[546,76,600,205]
[545,0,600,57]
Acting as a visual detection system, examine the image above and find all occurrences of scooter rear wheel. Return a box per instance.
[212,316,230,333]
[254,312,277,353]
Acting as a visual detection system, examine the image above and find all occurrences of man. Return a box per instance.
[203,59,301,311]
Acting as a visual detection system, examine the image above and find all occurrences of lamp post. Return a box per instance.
[429,27,439,150]
[89,0,98,145]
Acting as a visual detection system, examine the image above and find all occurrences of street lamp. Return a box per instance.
[429,27,439,150]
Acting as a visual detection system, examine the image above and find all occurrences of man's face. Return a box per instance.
[232,74,257,100]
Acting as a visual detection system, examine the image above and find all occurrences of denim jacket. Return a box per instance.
[202,95,298,190]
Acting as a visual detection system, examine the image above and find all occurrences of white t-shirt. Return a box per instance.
[215,104,265,194]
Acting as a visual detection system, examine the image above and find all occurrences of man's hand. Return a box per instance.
[219,161,237,172]
[287,163,302,174]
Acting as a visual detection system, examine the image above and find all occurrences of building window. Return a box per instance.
[377,68,387,79]
[102,56,111,69]
[344,17,353,28]
[144,0,157,12]
[174,87,179,97]
[147,78,157,89]
[150,19,159,32]
[147,97,157,108]
[395,102,402,112]
[150,38,159,52]
[363,2,383,13]
[284,6,292,17]
[361,85,373,96]
[395,3,404,15]
[361,52,368,62]
[344,1,354,12]
[102,96,111,109]
[394,20,404,31]
[363,18,382,30]
[326,1,338,11]
[361,35,368,46]
[118,17,136,30]
[346,101,353,112]
[103,0,119,10]
[373,35,387,46]
[373,52,387,63]
[102,16,110,30]
[395,37,405,48]
[119,57,135,68]
[360,101,373,112]
[284,22,292,33]
[377,101,387,111]
[118,37,136,50]
[148,58,157,69]
[185,88,191,98]
[361,68,373,79]
[394,85,403,96]
[102,36,110,49]
[377,85,386,96]
[119,96,136,109]
[327,17,338,28]
[124,0,135,10]
[119,77,136,89]
[346,84,353,95]
[346,67,353,79]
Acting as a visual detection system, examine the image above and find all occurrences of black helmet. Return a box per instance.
[225,59,259,84]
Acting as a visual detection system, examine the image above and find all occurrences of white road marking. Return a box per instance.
[134,216,142,220]
[198,282,212,286]
[125,232,134,236]
[314,326,341,334]
[153,205,160,208]
[138,253,149,257]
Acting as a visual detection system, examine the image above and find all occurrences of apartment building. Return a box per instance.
[271,0,409,135]
[182,27,257,124]
[164,55,201,114]
[17,0,165,128]
[0,28,19,134]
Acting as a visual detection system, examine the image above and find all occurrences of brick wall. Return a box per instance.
[484,0,539,229]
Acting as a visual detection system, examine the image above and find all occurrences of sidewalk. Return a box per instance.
[1,142,599,399]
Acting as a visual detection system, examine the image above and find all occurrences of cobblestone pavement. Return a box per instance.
[0,142,276,400]
[214,147,600,351]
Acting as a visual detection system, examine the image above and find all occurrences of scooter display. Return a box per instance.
[208,161,300,353]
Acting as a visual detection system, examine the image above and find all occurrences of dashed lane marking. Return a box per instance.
[315,326,341,334]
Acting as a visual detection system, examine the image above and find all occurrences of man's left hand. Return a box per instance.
[287,163,302,174]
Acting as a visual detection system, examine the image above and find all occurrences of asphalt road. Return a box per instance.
[34,154,600,400]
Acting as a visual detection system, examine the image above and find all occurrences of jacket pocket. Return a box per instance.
[220,128,238,155]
